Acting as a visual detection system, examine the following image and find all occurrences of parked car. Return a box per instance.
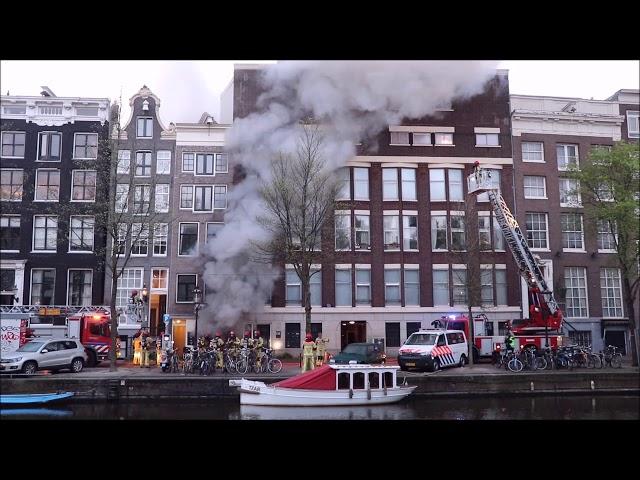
[0,339,88,375]
[331,343,386,365]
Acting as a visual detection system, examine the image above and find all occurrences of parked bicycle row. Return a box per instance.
[494,344,624,373]
[163,345,283,375]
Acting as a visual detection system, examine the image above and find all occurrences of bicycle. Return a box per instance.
[602,345,623,368]
[182,347,195,374]
[263,348,283,374]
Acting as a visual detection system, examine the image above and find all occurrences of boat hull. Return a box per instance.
[0,392,74,405]
[231,379,416,406]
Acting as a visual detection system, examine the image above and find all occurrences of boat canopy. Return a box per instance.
[272,365,336,390]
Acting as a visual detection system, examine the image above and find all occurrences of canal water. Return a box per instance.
[1,395,638,420]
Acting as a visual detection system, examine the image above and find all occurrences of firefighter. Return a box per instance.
[140,329,150,368]
[226,331,240,360]
[505,326,515,353]
[253,330,264,369]
[315,333,327,367]
[214,331,225,369]
[302,333,316,372]
[133,333,142,366]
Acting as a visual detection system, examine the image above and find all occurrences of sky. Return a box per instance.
[1,60,638,125]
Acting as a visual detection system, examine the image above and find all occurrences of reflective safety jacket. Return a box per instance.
[255,336,264,350]
[303,340,316,357]
[505,333,515,347]
[315,338,326,355]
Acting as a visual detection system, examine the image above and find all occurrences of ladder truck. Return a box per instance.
[463,162,564,353]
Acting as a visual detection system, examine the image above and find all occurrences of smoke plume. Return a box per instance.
[201,60,499,331]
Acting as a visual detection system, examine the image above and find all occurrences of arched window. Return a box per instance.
[368,372,380,389]
[338,372,350,390]
[353,372,365,389]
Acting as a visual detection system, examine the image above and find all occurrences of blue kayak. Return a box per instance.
[0,392,74,405]
[1,408,72,417]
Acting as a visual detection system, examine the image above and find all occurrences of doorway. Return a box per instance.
[341,321,366,350]
[150,294,167,336]
[173,323,186,357]
[605,330,626,355]
[257,324,271,348]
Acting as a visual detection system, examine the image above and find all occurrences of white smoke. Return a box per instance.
[201,60,500,330]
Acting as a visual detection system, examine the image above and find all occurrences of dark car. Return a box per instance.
[331,343,386,365]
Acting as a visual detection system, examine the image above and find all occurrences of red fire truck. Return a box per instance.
[0,305,112,367]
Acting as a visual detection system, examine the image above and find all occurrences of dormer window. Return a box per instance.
[137,117,153,138]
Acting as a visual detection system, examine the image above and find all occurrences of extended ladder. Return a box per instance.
[0,305,111,315]
[467,167,559,315]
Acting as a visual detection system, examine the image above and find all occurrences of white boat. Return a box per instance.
[229,364,416,406]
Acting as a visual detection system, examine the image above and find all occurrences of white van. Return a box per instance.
[397,329,469,372]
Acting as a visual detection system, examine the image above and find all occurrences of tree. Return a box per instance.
[256,124,341,335]
[567,141,640,366]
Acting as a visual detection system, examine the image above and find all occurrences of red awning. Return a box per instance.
[272,365,336,390]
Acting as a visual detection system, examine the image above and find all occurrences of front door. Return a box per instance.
[257,324,270,348]
[341,321,366,350]
[173,324,186,357]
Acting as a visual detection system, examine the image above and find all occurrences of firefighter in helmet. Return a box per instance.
[214,331,225,369]
[302,333,317,372]
[505,325,515,353]
[315,332,327,367]
[253,330,264,369]
[133,331,142,365]
[226,331,240,360]
[242,331,253,349]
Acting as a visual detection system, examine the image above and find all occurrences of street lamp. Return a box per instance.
[193,286,202,347]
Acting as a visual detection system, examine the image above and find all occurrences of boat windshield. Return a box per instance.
[16,341,44,352]
[342,344,368,355]
[404,333,438,345]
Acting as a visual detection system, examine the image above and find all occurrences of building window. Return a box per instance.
[384,268,401,305]
[476,133,499,146]
[37,132,61,161]
[0,169,23,201]
[385,323,401,348]
[31,269,55,305]
[0,216,20,251]
[354,214,370,250]
[403,215,418,250]
[285,268,301,305]
[478,216,491,250]
[215,154,228,173]
[524,175,546,199]
[430,214,448,251]
[156,151,171,174]
[452,268,467,305]
[383,214,400,250]
[35,169,60,201]
[285,323,301,348]
[117,150,131,174]
[522,141,544,162]
[153,223,168,256]
[193,186,213,212]
[434,133,453,145]
[71,170,96,201]
[561,213,584,250]
[429,169,446,201]
[67,270,92,306]
[559,178,581,207]
[448,169,463,201]
[196,154,214,175]
[477,169,500,202]
[335,268,352,307]
[433,268,449,306]
[404,268,420,306]
[353,167,369,200]
[310,270,322,306]
[627,111,639,138]
[131,223,149,256]
[214,185,227,209]
[115,224,127,255]
[390,131,409,145]
[401,169,416,201]
[151,269,168,290]
[481,268,493,306]
[177,274,197,303]
[496,269,507,305]
[493,215,505,251]
[335,213,351,250]
[597,220,617,252]
[568,331,592,348]
[182,153,195,172]
[382,168,398,200]
[33,216,57,251]
[1,269,16,298]
[180,185,193,209]
[137,117,153,138]
[595,183,613,202]
[116,268,143,307]
[525,213,548,249]
[337,168,350,200]
[179,223,199,256]
[135,152,152,177]
[564,267,588,318]
[557,144,579,170]
[450,215,466,251]
[73,133,98,159]
[115,184,129,213]
[133,185,151,214]
[412,133,431,146]
[155,184,170,212]
[355,268,371,305]
[1,132,25,157]
[407,322,422,337]
[69,216,94,252]
[601,268,623,318]
[206,223,223,243]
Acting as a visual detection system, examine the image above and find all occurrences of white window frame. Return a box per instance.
[432,266,450,306]
[285,268,302,306]
[117,150,131,174]
[36,131,62,162]
[600,268,624,318]
[448,169,463,201]
[192,185,213,212]
[0,168,24,202]
[355,267,371,306]
[334,212,351,251]
[215,153,228,174]
[452,267,467,306]
[130,223,149,257]
[353,167,369,200]
[382,168,398,200]
[390,131,410,145]
[431,214,448,251]
[402,214,418,251]
[182,152,195,172]
[155,184,170,213]
[180,185,194,209]
[67,269,93,306]
[153,223,168,257]
[30,268,56,305]
[429,169,446,201]
[178,222,199,257]
[115,184,129,213]
[384,267,401,306]
[195,153,215,176]
[401,168,417,201]
[334,266,352,307]
[523,175,547,199]
[34,168,60,202]
[480,266,494,306]
[557,144,579,171]
[151,268,169,291]
[495,266,508,306]
[73,133,98,160]
[525,212,549,251]
[1,131,26,159]
[403,266,420,306]
[434,133,454,146]
[32,215,58,252]
[478,214,492,251]
[412,132,431,146]
[213,185,227,209]
[564,267,589,318]
[136,117,153,138]
[561,213,585,252]
[627,111,639,138]
[383,213,400,251]
[521,141,545,163]
[354,213,370,251]
[597,220,617,253]
[116,268,144,307]
[135,151,152,177]
[133,185,151,215]
[0,215,21,252]
[70,170,97,202]
[559,178,582,207]
[475,133,500,147]
[337,167,350,200]
[450,214,466,251]
[68,215,95,253]
[156,151,172,175]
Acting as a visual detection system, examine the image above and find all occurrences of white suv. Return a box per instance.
[397,329,469,372]
[0,339,88,375]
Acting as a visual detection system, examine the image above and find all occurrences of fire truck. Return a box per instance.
[0,305,112,367]
[458,163,566,356]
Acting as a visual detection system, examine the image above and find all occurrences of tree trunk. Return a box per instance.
[622,278,638,367]
[109,272,119,372]
[303,278,312,335]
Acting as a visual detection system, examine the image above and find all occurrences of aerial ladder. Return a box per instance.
[467,162,563,335]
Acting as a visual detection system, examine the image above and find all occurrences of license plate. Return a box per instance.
[405,362,416,367]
